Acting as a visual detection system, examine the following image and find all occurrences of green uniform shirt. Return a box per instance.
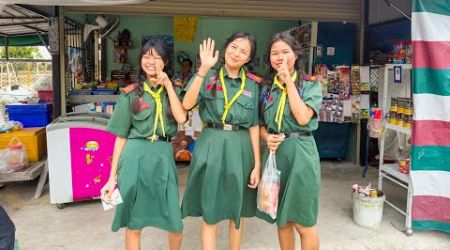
[261,80,322,133]
[183,67,260,128]
[107,85,178,138]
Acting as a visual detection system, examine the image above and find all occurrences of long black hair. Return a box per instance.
[266,32,305,89]
[223,31,257,67]
[260,33,305,118]
[131,39,172,114]
[211,31,257,96]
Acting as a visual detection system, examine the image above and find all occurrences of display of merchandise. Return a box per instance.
[398,156,410,174]
[319,94,344,122]
[351,95,361,121]
[111,69,139,83]
[314,64,329,97]
[377,64,412,234]
[388,97,413,128]
[337,66,351,100]
[327,71,339,94]
[393,41,411,64]
[351,65,361,95]
[72,102,116,115]
[367,107,383,138]
[315,64,371,123]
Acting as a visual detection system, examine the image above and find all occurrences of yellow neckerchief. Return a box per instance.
[219,67,246,124]
[143,81,165,141]
[274,71,298,132]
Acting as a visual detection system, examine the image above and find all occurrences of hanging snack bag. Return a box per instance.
[257,151,281,219]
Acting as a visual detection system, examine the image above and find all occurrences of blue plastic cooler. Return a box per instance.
[6,103,52,127]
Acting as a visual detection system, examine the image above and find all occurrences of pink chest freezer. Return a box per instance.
[46,112,116,207]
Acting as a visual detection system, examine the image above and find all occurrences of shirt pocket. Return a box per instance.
[131,104,153,133]
[203,91,225,118]
[263,98,275,125]
[234,96,254,123]
[263,98,274,111]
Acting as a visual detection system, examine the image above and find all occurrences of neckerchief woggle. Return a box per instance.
[144,81,165,141]
[274,71,298,132]
[219,67,246,124]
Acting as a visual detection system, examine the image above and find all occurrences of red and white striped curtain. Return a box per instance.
[411,0,450,233]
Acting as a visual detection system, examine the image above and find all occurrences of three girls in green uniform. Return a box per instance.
[101,39,186,250]
[181,33,261,250]
[259,33,322,250]
[102,32,321,250]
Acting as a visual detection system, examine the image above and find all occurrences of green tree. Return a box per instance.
[0,46,43,59]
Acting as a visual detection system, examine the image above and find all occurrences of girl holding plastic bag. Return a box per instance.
[257,150,280,220]
[258,33,322,250]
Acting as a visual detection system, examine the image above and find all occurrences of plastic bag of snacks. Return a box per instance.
[398,156,410,174]
[367,107,383,138]
[257,151,281,219]
[0,148,13,173]
[5,137,28,171]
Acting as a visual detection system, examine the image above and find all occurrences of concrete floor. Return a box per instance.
[1,161,449,250]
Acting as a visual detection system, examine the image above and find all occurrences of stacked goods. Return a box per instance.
[388,97,413,128]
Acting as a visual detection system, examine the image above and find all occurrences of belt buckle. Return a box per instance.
[148,134,159,141]
[223,124,233,131]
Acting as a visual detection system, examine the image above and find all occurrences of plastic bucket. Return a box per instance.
[352,190,385,228]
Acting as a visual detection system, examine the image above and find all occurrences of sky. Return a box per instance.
[38,46,52,59]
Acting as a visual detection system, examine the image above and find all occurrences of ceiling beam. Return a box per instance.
[0,21,48,27]
[21,24,47,33]
[16,4,51,19]
[0,32,43,37]
[0,17,44,20]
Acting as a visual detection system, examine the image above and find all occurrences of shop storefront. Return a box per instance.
[1,0,448,234]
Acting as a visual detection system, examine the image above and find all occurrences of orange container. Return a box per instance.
[0,127,47,163]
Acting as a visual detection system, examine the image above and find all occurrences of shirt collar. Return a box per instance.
[222,66,244,81]
[144,81,163,91]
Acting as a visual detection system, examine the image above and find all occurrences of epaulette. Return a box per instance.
[119,83,138,95]
[246,72,262,84]
[303,74,317,82]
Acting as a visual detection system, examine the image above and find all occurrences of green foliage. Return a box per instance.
[0,46,43,59]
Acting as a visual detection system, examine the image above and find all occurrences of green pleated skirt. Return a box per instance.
[257,136,321,228]
[181,128,257,229]
[112,139,183,233]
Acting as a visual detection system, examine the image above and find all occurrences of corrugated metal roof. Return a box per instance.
[65,0,361,21]
[0,5,49,37]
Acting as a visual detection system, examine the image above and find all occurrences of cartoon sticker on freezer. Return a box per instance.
[85,141,99,151]
[70,128,116,201]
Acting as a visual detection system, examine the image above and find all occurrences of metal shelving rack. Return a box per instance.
[378,63,413,235]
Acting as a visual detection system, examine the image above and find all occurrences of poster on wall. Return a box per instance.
[283,22,317,74]
[142,35,174,75]
[173,16,199,42]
